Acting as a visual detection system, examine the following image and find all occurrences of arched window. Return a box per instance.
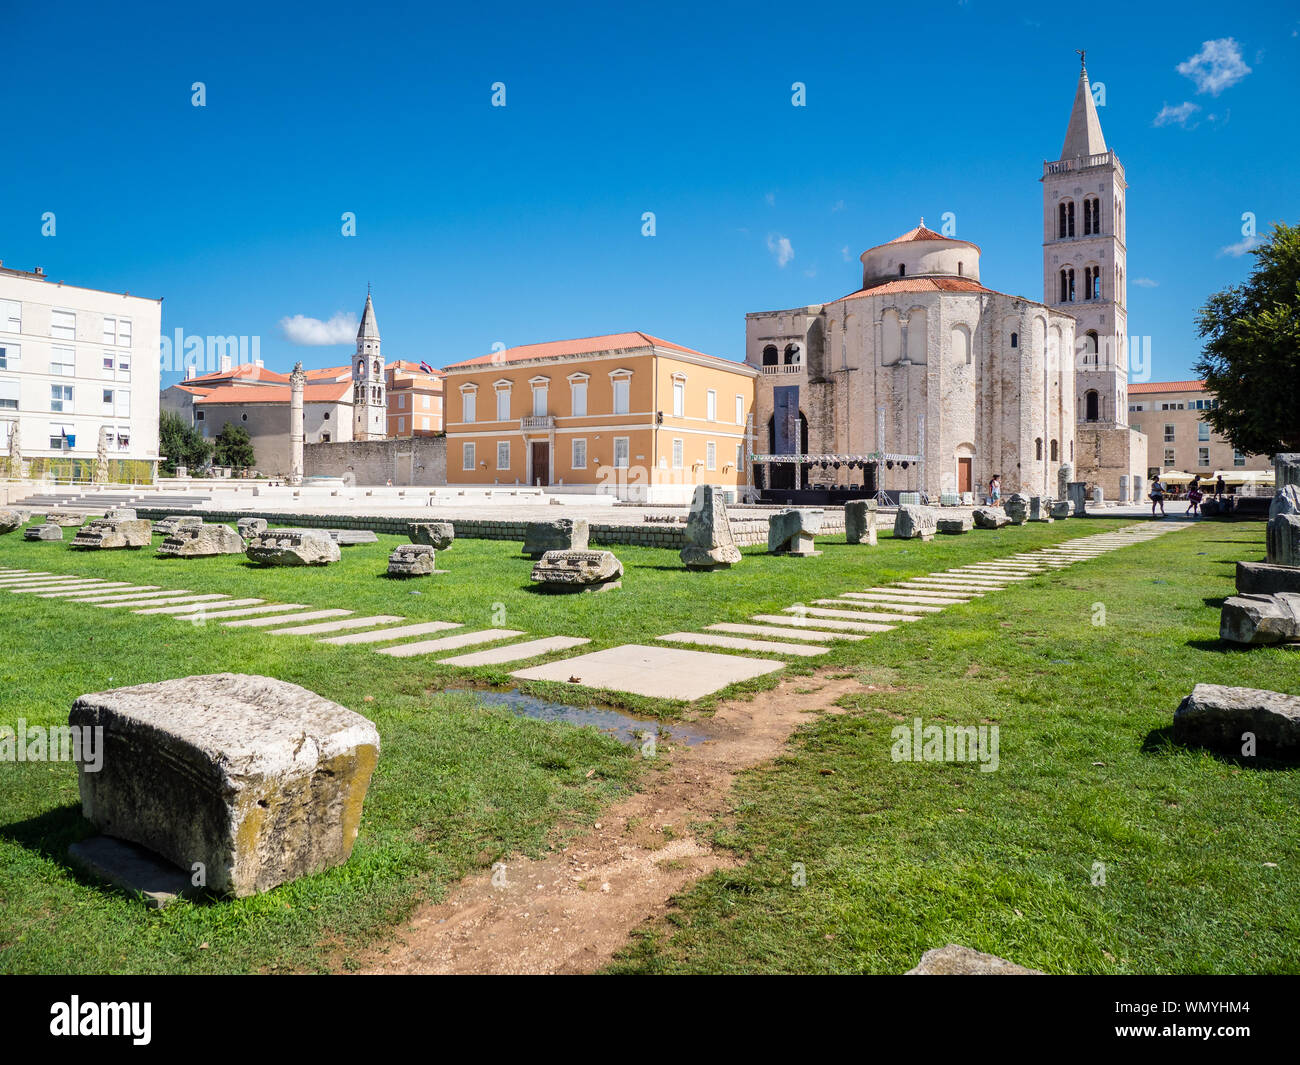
[372,360,380,374]
[1035,438,1043,460]
[1085,390,1099,422]
[1050,439,1059,461]
[1083,266,1102,301]
[783,343,800,365]
[957,261,963,276]
[1058,200,1075,238]
[762,344,778,366]
[1084,330,1099,367]
[1083,197,1101,235]
[1059,268,1075,302]
[1010,332,1018,349]
[898,263,906,276]
[356,359,364,373]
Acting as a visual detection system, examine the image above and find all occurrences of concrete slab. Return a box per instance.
[707,622,865,642]
[35,582,138,597]
[377,629,525,657]
[781,607,899,628]
[68,836,201,909]
[0,576,90,588]
[222,608,353,628]
[750,613,895,633]
[133,598,266,616]
[809,601,923,620]
[319,620,463,646]
[511,643,785,700]
[269,615,406,636]
[67,588,181,603]
[658,632,829,657]
[171,603,309,621]
[9,580,111,594]
[892,582,988,595]
[0,573,55,583]
[835,595,944,613]
[97,593,231,609]
[857,590,971,605]
[437,635,591,666]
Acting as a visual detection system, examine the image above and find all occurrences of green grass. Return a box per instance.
[1,515,1293,973]
[606,520,1300,974]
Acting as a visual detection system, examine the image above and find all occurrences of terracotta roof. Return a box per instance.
[193,381,352,404]
[186,364,289,386]
[304,365,351,381]
[1129,379,1206,395]
[886,223,950,245]
[388,360,445,377]
[444,331,738,370]
[826,277,994,303]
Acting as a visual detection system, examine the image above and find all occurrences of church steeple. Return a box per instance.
[358,290,380,341]
[353,288,385,440]
[1059,56,1108,161]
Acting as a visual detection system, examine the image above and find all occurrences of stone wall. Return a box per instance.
[1076,424,1147,500]
[304,436,446,487]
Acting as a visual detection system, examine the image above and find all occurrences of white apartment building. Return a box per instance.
[0,261,162,477]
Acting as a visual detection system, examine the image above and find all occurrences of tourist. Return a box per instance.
[1149,475,1167,517]
[1187,477,1203,516]
[1215,474,1226,501]
[988,475,1002,507]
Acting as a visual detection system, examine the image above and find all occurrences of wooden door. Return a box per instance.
[532,441,550,486]
[958,457,972,494]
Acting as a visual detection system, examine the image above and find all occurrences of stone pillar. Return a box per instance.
[1068,481,1088,516]
[288,361,306,487]
[1056,462,1073,500]
[1118,474,1129,503]
[95,426,109,485]
[1276,453,1300,492]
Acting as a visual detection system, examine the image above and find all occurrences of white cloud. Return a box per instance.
[767,234,794,267]
[1153,101,1201,128]
[1133,277,1159,288]
[841,245,851,262]
[1218,235,1260,258]
[764,192,776,207]
[1177,38,1252,96]
[279,311,358,345]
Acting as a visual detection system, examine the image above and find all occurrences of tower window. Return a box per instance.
[957,261,963,276]
[1083,197,1101,235]
[1010,332,1018,348]
[1059,268,1075,302]
[1035,438,1043,461]
[1050,439,1059,461]
[898,263,906,276]
[762,344,778,366]
[1058,200,1075,239]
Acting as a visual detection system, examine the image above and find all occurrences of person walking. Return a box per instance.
[1215,474,1226,502]
[1149,475,1167,517]
[1187,477,1203,516]
[989,474,1002,507]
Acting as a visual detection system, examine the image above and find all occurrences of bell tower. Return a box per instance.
[353,288,385,440]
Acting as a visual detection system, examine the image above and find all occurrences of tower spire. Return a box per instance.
[1059,53,1106,161]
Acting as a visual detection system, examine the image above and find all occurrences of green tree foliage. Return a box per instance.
[158,410,212,474]
[212,422,256,469]
[1193,221,1300,455]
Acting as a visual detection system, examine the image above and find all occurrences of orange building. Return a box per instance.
[384,360,444,437]
[442,332,758,502]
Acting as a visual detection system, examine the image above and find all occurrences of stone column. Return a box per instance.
[95,426,109,485]
[288,361,306,486]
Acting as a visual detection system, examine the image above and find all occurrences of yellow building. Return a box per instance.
[442,332,758,502]
[1128,380,1271,481]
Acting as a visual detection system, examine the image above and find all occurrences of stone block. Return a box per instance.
[1067,482,1088,516]
[1220,592,1300,645]
[530,549,623,592]
[0,508,25,534]
[1028,496,1052,523]
[158,523,245,558]
[1003,493,1029,525]
[1173,682,1300,760]
[69,673,381,897]
[893,505,936,540]
[680,484,741,570]
[107,508,137,520]
[936,516,972,534]
[24,523,63,541]
[1236,561,1300,596]
[768,508,824,556]
[246,530,340,566]
[154,515,203,537]
[71,518,152,549]
[1266,486,1300,567]
[1049,500,1071,520]
[237,517,268,541]
[844,500,878,545]
[906,944,1043,975]
[43,510,87,527]
[1275,453,1300,491]
[972,507,1010,529]
[409,521,455,550]
[523,518,589,558]
[388,543,439,577]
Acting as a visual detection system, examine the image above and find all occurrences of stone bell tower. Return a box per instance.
[353,289,385,440]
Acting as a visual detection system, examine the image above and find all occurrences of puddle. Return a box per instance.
[447,688,712,747]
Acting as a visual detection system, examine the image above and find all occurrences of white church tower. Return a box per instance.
[1042,51,1128,427]
[352,289,385,440]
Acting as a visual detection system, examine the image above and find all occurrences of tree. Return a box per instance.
[212,423,256,469]
[1193,221,1300,456]
[158,411,212,474]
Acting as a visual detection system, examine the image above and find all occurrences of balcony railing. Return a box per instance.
[520,414,555,431]
[761,362,804,375]
[1043,151,1124,179]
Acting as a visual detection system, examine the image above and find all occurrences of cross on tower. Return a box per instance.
[1076,48,1086,70]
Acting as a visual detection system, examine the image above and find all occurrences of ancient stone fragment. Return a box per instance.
[680,485,742,570]
[936,516,972,534]
[237,517,268,541]
[43,510,87,527]
[844,499,878,545]
[1003,493,1029,525]
[1266,486,1300,568]
[1172,682,1300,761]
[107,508,138,521]
[1235,561,1300,596]
[388,543,439,576]
[1219,592,1300,645]
[530,549,623,592]
[1275,453,1300,492]
[1028,496,1052,522]
[906,944,1043,975]
[1049,500,1071,520]
[1067,482,1088,516]
[409,521,455,550]
[158,523,245,557]
[768,508,824,556]
[69,673,381,897]
[153,515,203,537]
[0,508,25,534]
[893,505,937,541]
[245,530,340,566]
[972,507,1010,529]
[523,518,589,559]
[71,518,152,549]
[24,523,63,541]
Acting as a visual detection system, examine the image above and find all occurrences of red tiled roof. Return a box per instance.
[886,224,950,244]
[193,381,352,404]
[826,277,994,303]
[304,365,351,381]
[1129,379,1206,395]
[185,363,289,386]
[444,331,736,370]
[388,360,445,377]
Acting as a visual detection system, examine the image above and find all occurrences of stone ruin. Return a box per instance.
[1222,455,1300,645]
[1049,500,1071,520]
[1220,593,1300,645]
[71,518,152,550]
[158,523,245,558]
[0,507,29,534]
[1028,496,1053,523]
[768,508,823,556]
[42,510,87,527]
[69,673,381,897]
[972,507,1010,529]
[680,484,741,570]
[893,505,936,541]
[388,543,441,577]
[153,514,204,537]
[1067,482,1088,516]
[409,521,455,550]
[237,517,268,541]
[1173,682,1300,762]
[844,499,878,545]
[25,523,63,541]
[936,516,972,534]
[523,518,589,559]
[245,530,340,566]
[1003,493,1029,525]
[530,549,623,593]
[106,508,138,521]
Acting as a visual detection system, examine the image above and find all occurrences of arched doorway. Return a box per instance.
[1085,390,1100,422]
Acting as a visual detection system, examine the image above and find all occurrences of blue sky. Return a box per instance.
[2,0,1296,386]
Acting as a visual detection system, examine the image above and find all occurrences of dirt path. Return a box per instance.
[355,671,861,974]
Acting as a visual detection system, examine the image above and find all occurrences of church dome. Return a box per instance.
[859,221,981,288]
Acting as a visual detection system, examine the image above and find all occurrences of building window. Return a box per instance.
[1050,439,1059,461]
[735,394,744,424]
[898,264,906,277]
[1058,200,1075,238]
[762,345,778,366]
[51,346,75,376]
[1234,450,1246,467]
[1010,332,1018,348]
[50,310,76,340]
[1083,197,1100,235]
[532,385,547,417]
[497,440,510,470]
[672,438,684,469]
[784,344,800,364]
[612,377,630,415]
[571,381,587,417]
[1197,422,1210,441]
[102,388,114,413]
[706,389,717,422]
[1059,268,1075,303]
[195,410,205,421]
[957,261,963,276]
[397,416,405,433]
[572,438,587,469]
[735,443,744,471]
[1164,448,1176,466]
[1163,424,1175,442]
[0,300,20,333]
[1132,423,1142,435]
[613,436,630,468]
[1198,447,1210,467]
[50,384,73,412]
[1085,390,1099,422]
[1035,437,1043,460]
[463,442,476,471]
[102,316,131,346]
[672,379,685,418]
[49,423,75,449]
[0,343,19,370]
[706,441,716,470]
[462,390,476,423]
[0,381,18,411]
[397,394,405,409]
